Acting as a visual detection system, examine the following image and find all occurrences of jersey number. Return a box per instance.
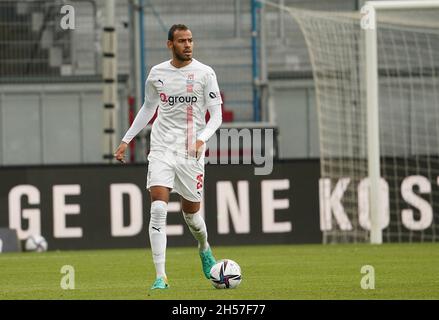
[196,174,204,190]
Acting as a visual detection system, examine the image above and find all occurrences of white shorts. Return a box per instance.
[146,150,205,202]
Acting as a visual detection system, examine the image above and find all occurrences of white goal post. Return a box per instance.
[364,1,439,244]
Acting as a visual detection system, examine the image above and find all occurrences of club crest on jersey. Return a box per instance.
[160,93,197,106]
[186,74,194,93]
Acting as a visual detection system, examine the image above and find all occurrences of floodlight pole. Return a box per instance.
[102,0,118,163]
[251,0,261,121]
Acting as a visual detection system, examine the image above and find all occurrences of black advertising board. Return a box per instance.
[0,161,322,250]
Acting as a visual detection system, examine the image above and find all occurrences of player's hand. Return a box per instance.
[195,140,205,160]
[114,142,128,163]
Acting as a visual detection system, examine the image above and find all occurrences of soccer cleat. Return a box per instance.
[199,247,216,279]
[150,276,169,290]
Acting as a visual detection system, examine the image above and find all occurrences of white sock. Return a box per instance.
[149,200,167,279]
[183,211,209,252]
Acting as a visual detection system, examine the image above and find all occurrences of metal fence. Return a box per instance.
[0,0,126,165]
[0,0,258,165]
[136,0,255,121]
[0,0,100,81]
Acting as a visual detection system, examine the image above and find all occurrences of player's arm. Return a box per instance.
[194,69,224,159]
[194,69,223,159]
[114,72,159,163]
[196,103,222,158]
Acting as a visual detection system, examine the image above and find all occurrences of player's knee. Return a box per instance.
[183,212,194,222]
[150,200,167,227]
[149,186,170,203]
[181,200,200,213]
[151,200,167,217]
[183,212,202,231]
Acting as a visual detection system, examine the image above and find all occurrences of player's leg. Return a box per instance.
[174,155,216,278]
[181,197,216,279]
[147,151,175,289]
[181,199,209,251]
[181,198,216,279]
[149,186,170,289]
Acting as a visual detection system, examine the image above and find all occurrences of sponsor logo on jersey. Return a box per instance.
[159,93,198,106]
[209,91,219,99]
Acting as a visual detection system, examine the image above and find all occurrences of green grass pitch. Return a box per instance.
[0,243,438,300]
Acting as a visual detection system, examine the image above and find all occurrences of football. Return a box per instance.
[209,259,242,289]
[25,235,48,252]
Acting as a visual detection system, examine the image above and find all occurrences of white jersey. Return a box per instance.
[122,58,223,157]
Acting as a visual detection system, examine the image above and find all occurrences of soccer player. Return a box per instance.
[113,24,222,290]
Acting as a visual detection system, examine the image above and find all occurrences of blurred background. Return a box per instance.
[0,0,358,166]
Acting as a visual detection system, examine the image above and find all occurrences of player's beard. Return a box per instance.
[174,48,192,62]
